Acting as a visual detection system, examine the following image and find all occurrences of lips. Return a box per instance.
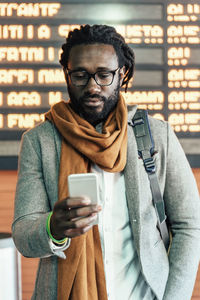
[83,97,103,107]
[84,100,102,107]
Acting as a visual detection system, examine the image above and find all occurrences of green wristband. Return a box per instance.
[46,211,68,245]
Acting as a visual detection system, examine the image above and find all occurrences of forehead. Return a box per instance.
[68,43,118,70]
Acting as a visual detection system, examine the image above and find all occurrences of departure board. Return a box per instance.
[0,0,199,169]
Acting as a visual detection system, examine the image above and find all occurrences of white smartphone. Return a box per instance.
[68,173,100,224]
[68,173,99,204]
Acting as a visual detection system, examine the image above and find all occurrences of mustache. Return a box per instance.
[81,93,105,102]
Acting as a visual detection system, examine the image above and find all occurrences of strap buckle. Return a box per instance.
[143,157,156,174]
[128,118,144,128]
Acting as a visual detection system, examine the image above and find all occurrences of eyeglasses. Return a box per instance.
[66,67,120,87]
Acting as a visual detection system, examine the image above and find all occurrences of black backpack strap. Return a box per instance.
[129,109,170,251]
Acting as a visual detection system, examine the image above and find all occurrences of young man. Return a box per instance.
[12,25,200,300]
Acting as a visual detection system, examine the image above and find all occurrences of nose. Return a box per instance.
[84,76,101,94]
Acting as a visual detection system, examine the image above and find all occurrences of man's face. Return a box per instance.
[65,43,124,125]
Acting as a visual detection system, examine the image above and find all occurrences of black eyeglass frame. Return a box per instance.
[65,67,120,87]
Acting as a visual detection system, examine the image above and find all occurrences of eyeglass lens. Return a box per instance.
[70,70,114,86]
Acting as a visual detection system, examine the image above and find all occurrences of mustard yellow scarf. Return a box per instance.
[45,93,128,300]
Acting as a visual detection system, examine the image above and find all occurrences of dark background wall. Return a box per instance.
[0,0,200,168]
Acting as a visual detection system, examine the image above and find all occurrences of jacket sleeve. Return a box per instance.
[12,131,64,258]
[162,124,200,300]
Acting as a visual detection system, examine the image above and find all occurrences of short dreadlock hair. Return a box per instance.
[59,24,135,92]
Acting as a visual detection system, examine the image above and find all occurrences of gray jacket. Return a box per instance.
[12,106,200,300]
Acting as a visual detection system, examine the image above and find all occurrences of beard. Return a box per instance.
[67,81,120,126]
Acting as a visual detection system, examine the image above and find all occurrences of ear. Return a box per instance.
[119,66,126,86]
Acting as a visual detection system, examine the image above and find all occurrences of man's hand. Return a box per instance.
[50,197,102,240]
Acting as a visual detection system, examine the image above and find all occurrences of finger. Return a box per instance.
[54,197,91,212]
[64,224,93,238]
[71,211,97,221]
[64,213,97,230]
[66,197,91,208]
[67,205,101,220]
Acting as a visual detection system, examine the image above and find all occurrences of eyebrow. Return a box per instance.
[96,67,115,71]
[69,67,87,72]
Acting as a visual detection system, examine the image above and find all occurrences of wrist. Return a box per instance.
[46,212,68,245]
